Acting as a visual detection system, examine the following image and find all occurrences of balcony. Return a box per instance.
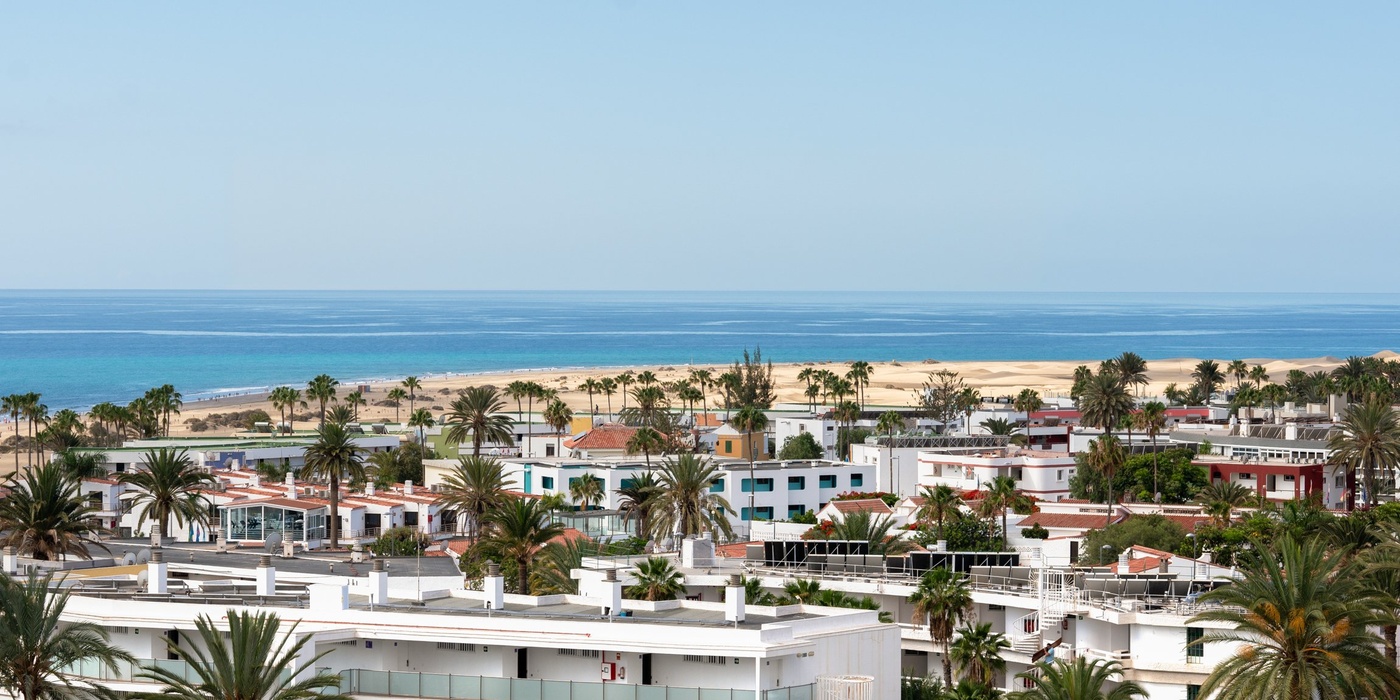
[337,670,813,700]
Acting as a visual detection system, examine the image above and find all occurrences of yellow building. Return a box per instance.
[713,423,769,460]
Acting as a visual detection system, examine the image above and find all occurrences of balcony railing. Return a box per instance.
[337,670,813,700]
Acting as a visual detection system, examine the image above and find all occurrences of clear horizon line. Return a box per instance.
[0,288,1396,296]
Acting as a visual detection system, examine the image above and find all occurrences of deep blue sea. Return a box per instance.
[3,290,1400,410]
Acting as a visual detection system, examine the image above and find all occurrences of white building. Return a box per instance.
[27,551,899,700]
[849,435,1012,497]
[917,448,1079,501]
[773,411,938,463]
[68,435,401,475]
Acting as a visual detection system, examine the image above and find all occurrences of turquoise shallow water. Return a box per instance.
[3,290,1399,409]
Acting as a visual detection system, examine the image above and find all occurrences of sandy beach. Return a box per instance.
[158,353,1385,436]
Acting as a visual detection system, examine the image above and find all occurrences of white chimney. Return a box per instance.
[256,555,275,596]
[368,558,390,604]
[147,549,167,594]
[404,480,414,496]
[603,568,622,616]
[1117,550,1131,572]
[366,482,376,497]
[484,560,505,610]
[1285,423,1299,441]
[251,474,261,488]
[2,546,16,575]
[725,574,746,622]
[285,473,297,500]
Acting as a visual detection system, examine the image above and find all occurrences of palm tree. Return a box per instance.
[783,577,824,604]
[0,571,135,700]
[616,372,636,410]
[626,557,686,601]
[578,378,602,419]
[480,497,564,594]
[3,393,26,472]
[434,456,513,540]
[1227,359,1250,390]
[980,475,1028,552]
[21,395,46,467]
[301,421,365,549]
[1008,657,1145,700]
[1195,481,1255,526]
[1085,435,1125,528]
[270,387,303,434]
[826,510,914,555]
[1078,371,1133,436]
[847,361,873,410]
[344,390,366,421]
[1250,364,1270,388]
[445,386,517,457]
[1013,389,1044,447]
[138,609,348,700]
[408,408,435,446]
[54,450,106,481]
[402,376,422,416]
[569,474,604,511]
[506,381,531,426]
[650,453,734,540]
[1109,352,1149,396]
[689,368,713,419]
[306,374,339,427]
[1134,401,1167,500]
[599,377,618,419]
[1189,535,1400,700]
[531,537,602,595]
[326,404,355,426]
[732,405,769,524]
[544,398,574,457]
[381,387,407,424]
[981,418,1017,436]
[955,388,981,436]
[615,471,662,541]
[1328,395,1400,510]
[908,567,973,688]
[0,461,107,560]
[625,426,665,468]
[916,485,963,541]
[950,622,1009,687]
[119,448,215,545]
[1191,360,1225,402]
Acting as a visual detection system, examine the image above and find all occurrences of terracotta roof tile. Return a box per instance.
[829,499,893,515]
[1016,512,1124,529]
[564,424,639,451]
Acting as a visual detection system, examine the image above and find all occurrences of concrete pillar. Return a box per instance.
[256,555,275,596]
[404,480,414,496]
[2,546,16,575]
[484,560,505,610]
[369,558,390,604]
[725,574,746,623]
[285,473,298,500]
[148,549,167,594]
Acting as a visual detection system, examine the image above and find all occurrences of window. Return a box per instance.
[1056,470,1065,482]
[438,643,478,652]
[546,444,556,457]
[1186,687,1200,700]
[710,478,725,493]
[741,478,774,492]
[1186,627,1204,661]
[404,511,418,527]
[788,505,807,518]
[741,507,774,521]
[819,475,837,489]
[1238,472,1253,480]
[557,649,600,658]
[850,474,864,488]
[788,476,806,490]
[682,655,727,665]
[724,440,733,453]
[541,476,555,490]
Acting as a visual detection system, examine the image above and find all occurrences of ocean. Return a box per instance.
[3,290,1399,410]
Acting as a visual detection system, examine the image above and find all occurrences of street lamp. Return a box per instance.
[1100,544,1113,566]
[1186,532,1199,579]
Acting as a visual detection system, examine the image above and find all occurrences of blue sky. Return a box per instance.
[2,4,1397,291]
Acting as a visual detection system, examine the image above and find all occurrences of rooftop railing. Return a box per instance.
[337,669,813,700]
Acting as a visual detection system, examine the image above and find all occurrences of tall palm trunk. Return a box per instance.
[1386,624,1396,668]
[518,558,530,595]
[329,481,340,549]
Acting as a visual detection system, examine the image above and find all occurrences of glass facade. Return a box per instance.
[223,505,327,542]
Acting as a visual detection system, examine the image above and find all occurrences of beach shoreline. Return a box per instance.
[152,352,1389,436]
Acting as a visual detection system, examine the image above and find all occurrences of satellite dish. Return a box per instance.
[264,532,283,554]
[136,570,149,589]
[122,552,137,566]
[136,549,151,565]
